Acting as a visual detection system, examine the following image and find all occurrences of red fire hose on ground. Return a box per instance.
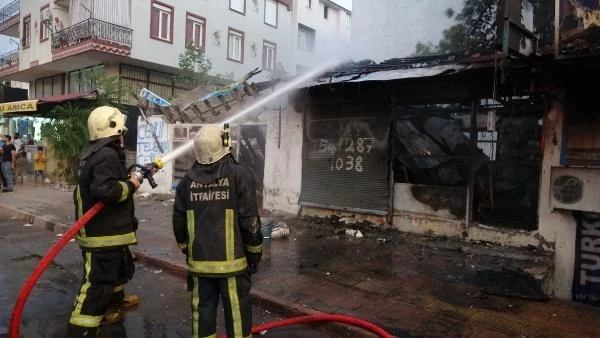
[10,201,393,338]
[9,201,106,338]
[232,314,394,338]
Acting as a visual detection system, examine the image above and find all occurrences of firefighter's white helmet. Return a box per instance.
[194,124,231,164]
[87,106,128,141]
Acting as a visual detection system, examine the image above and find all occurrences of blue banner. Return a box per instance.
[139,88,171,107]
[573,211,600,306]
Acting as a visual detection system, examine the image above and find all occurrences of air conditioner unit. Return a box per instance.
[550,166,600,212]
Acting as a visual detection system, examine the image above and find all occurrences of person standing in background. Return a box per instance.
[1,135,16,192]
[33,146,46,187]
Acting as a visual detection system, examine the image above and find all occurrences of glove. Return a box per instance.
[248,261,259,275]
[247,252,261,275]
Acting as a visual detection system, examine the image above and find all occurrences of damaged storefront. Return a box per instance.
[295,61,545,239]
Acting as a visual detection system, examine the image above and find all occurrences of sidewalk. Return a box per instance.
[3,181,600,337]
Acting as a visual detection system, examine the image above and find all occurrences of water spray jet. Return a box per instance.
[160,58,343,164]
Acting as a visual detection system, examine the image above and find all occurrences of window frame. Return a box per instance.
[323,5,329,19]
[185,12,206,50]
[150,0,174,43]
[262,40,276,71]
[345,12,351,29]
[34,73,65,98]
[40,4,51,42]
[227,27,245,63]
[264,0,277,27]
[297,24,315,52]
[22,14,31,49]
[229,0,246,15]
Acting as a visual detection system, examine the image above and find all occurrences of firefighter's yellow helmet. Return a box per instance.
[194,124,231,164]
[87,106,128,141]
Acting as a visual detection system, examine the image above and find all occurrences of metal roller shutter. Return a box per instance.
[300,104,391,215]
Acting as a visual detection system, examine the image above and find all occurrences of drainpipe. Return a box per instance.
[466,100,478,228]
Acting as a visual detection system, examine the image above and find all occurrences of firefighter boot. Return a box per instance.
[101,310,123,325]
[110,292,140,310]
[120,294,140,309]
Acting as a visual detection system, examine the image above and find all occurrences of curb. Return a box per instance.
[0,203,70,235]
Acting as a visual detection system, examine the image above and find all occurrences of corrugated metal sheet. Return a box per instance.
[300,104,391,214]
[304,64,467,88]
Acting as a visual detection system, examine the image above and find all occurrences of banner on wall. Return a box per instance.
[573,211,600,306]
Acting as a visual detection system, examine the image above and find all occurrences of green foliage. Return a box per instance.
[412,41,438,56]
[40,69,125,183]
[177,43,212,86]
[40,103,90,183]
[413,0,555,56]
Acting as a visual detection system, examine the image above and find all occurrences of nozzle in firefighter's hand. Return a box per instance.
[129,171,143,190]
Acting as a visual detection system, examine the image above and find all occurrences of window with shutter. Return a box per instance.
[40,5,51,42]
[230,0,245,14]
[264,0,277,27]
[227,28,244,63]
[262,40,276,70]
[150,1,173,43]
[185,13,205,50]
[22,15,31,48]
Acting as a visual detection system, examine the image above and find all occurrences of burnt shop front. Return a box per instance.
[299,103,392,216]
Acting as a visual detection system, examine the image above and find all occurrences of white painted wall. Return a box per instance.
[129,1,295,83]
[18,0,55,69]
[261,105,304,214]
[295,0,351,71]
[537,96,576,299]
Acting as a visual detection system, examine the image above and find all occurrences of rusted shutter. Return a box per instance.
[150,7,159,38]
[300,103,391,215]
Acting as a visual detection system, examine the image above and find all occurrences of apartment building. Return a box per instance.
[294,0,351,73]
[0,0,296,105]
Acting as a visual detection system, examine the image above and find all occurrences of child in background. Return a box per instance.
[34,146,46,187]
[15,150,28,184]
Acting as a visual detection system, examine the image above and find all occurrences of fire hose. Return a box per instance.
[9,160,162,338]
[219,314,394,338]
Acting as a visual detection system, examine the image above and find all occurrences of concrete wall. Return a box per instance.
[537,95,575,299]
[261,104,304,214]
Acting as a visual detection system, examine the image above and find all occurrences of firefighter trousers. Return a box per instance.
[191,273,252,338]
[69,246,135,328]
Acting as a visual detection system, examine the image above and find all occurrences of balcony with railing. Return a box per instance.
[0,49,19,77]
[0,0,20,37]
[50,18,132,60]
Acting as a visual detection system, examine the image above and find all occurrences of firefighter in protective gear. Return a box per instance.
[173,124,263,338]
[67,106,142,337]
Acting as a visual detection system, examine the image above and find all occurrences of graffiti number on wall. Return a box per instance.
[318,137,375,173]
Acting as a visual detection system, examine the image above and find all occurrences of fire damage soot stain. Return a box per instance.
[411,185,466,218]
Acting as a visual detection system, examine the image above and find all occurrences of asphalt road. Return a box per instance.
[0,213,329,338]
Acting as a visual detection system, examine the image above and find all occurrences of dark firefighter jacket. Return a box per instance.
[74,138,138,249]
[173,155,263,277]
